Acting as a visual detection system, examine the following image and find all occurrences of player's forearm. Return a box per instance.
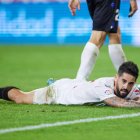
[120,100,140,108]
[104,96,140,108]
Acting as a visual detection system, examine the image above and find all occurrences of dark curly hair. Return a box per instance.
[118,61,139,80]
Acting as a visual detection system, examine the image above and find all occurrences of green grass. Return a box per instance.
[0,45,140,140]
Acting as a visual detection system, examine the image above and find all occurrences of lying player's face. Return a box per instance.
[115,73,136,98]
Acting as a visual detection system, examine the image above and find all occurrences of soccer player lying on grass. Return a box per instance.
[0,61,140,107]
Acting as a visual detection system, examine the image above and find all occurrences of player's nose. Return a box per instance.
[123,83,129,89]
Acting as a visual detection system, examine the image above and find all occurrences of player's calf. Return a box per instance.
[0,86,19,101]
[8,89,34,104]
[0,86,35,104]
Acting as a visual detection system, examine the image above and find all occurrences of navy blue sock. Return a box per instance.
[0,86,19,101]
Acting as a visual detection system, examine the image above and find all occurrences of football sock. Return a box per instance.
[108,44,127,71]
[0,86,18,101]
[76,42,99,80]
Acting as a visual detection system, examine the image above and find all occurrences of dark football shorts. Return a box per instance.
[86,0,120,33]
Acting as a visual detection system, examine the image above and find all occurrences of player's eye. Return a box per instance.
[122,79,127,84]
[129,82,134,86]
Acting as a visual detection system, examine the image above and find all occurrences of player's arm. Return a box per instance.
[128,0,138,17]
[133,97,140,103]
[103,96,140,107]
[68,0,80,16]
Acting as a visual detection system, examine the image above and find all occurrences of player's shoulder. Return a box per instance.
[126,84,140,99]
[130,84,140,95]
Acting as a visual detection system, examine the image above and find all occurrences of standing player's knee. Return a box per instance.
[90,31,106,47]
[109,34,121,44]
[117,32,121,42]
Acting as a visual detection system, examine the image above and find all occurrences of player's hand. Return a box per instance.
[128,0,138,17]
[68,0,80,16]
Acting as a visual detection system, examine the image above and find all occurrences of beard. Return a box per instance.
[115,85,129,98]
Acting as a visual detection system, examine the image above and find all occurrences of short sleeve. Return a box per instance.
[95,86,116,101]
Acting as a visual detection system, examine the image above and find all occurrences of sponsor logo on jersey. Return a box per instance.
[105,89,113,95]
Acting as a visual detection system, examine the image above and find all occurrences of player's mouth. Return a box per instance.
[120,89,129,97]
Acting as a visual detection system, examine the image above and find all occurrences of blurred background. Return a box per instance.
[0,0,140,46]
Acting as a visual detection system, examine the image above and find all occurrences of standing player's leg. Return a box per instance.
[108,27,127,71]
[76,0,107,80]
[76,0,117,80]
[76,31,106,80]
[107,0,126,70]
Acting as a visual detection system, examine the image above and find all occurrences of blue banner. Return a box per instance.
[0,1,140,45]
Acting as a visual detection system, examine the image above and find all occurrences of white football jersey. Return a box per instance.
[50,77,116,105]
[33,77,140,105]
[126,84,140,100]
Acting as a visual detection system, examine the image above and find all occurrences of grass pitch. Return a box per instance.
[0,45,140,140]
